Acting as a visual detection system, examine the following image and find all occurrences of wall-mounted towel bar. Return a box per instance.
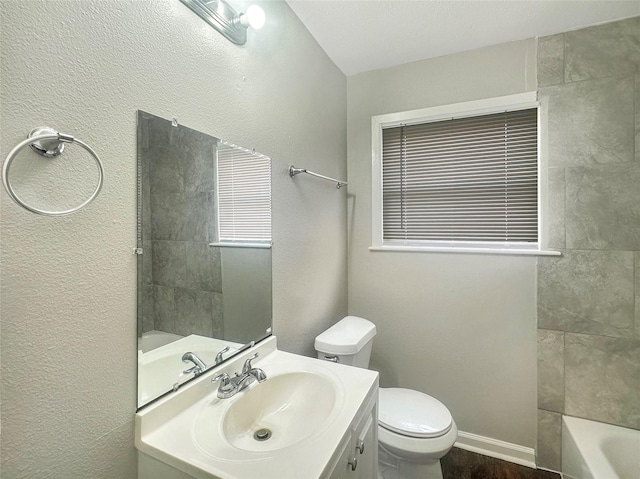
[289,165,347,189]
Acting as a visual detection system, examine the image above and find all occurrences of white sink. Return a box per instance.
[136,336,379,479]
[191,351,346,462]
[206,371,338,452]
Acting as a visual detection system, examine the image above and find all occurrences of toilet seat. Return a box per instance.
[378,420,458,462]
[378,388,453,438]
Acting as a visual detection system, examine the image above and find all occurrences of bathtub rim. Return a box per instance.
[562,415,639,479]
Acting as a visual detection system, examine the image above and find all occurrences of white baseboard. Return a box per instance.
[454,430,536,469]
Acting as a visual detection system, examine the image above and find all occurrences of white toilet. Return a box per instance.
[315,316,457,479]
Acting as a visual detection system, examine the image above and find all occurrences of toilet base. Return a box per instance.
[379,445,444,479]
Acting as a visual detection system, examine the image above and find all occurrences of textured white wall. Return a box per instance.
[347,40,539,448]
[0,1,346,477]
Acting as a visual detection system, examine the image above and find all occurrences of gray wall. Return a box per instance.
[536,16,640,470]
[347,39,539,449]
[221,247,272,344]
[0,1,347,477]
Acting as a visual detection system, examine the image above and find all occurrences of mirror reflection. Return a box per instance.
[136,111,272,407]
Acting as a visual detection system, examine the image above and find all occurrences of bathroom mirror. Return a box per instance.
[136,111,272,408]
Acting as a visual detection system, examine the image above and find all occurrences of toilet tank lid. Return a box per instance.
[314,316,377,355]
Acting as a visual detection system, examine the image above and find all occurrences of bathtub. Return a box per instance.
[562,416,640,479]
[138,330,183,353]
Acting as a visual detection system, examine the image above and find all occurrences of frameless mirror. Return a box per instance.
[136,111,272,408]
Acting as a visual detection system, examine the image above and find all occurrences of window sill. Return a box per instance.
[209,242,272,249]
[368,245,561,257]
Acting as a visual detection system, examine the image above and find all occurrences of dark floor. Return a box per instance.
[441,448,561,479]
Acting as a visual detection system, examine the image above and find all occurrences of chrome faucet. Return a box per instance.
[182,351,207,377]
[212,352,267,399]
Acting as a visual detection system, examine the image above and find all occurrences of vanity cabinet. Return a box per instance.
[136,340,379,479]
[326,394,378,479]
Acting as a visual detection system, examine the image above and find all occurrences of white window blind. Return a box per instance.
[382,108,538,246]
[216,144,271,243]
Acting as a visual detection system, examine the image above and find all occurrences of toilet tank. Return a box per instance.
[314,316,376,369]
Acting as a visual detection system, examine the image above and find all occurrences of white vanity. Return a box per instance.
[136,337,379,479]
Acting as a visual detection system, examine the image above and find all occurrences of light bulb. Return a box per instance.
[239,4,265,30]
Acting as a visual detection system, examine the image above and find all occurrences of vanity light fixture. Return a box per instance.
[180,0,265,45]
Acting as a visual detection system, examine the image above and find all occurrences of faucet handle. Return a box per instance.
[242,352,259,373]
[215,346,231,365]
[212,372,237,398]
[183,365,201,375]
[212,372,230,386]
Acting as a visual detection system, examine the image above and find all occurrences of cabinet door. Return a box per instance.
[326,434,357,479]
[353,410,377,479]
[326,398,378,479]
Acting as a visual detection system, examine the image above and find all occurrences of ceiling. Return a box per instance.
[285,0,640,76]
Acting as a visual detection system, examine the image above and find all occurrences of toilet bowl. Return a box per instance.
[378,388,457,479]
[315,316,457,479]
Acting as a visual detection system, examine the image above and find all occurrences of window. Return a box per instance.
[215,142,271,246]
[372,93,541,253]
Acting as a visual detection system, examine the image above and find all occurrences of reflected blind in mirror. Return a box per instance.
[382,108,538,246]
[216,145,272,243]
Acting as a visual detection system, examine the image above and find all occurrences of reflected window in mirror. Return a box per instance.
[214,142,272,246]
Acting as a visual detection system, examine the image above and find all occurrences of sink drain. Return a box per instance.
[254,428,272,441]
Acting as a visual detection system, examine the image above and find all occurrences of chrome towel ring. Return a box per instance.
[2,127,104,216]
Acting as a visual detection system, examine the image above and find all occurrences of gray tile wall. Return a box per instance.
[536,16,640,471]
[138,112,223,339]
